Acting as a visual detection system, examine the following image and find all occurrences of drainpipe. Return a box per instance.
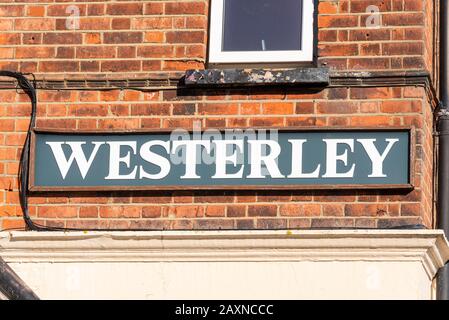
[0,257,39,300]
[437,0,449,300]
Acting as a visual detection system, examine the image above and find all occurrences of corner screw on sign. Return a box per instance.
[366,5,381,28]
[66,5,80,30]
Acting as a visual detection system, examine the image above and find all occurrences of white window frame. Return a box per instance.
[209,0,315,64]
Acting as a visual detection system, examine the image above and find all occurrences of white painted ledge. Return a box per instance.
[1,230,448,280]
[1,230,448,299]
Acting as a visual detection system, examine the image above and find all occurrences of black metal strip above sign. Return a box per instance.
[29,128,412,191]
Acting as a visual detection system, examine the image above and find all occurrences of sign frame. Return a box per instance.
[28,127,415,192]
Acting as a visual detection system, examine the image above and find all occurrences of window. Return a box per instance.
[209,0,315,64]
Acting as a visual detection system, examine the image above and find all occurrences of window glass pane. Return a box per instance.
[222,0,303,52]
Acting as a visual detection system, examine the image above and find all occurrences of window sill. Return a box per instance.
[184,67,329,87]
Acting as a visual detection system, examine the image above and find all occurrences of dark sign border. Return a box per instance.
[29,127,414,192]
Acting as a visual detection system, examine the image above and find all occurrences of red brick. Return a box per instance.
[170,206,203,218]
[401,203,421,216]
[323,204,344,217]
[311,218,354,228]
[262,103,294,115]
[382,13,424,26]
[0,5,24,17]
[79,207,98,218]
[107,3,143,15]
[319,2,338,14]
[104,32,143,44]
[317,101,358,114]
[39,61,79,72]
[77,47,116,59]
[144,3,164,15]
[142,207,162,218]
[0,34,20,45]
[198,103,238,115]
[319,44,358,56]
[383,43,423,55]
[15,18,54,30]
[345,204,388,217]
[16,47,54,59]
[133,17,172,29]
[43,33,82,45]
[280,204,303,217]
[165,2,206,15]
[166,31,204,44]
[227,205,246,218]
[256,219,287,229]
[98,119,139,130]
[0,120,14,132]
[205,206,226,217]
[248,205,277,217]
[318,15,358,28]
[193,219,234,230]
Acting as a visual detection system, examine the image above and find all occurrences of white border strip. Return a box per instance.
[1,230,448,280]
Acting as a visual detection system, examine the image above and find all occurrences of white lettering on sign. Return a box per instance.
[172,140,211,179]
[357,138,399,178]
[105,141,137,180]
[247,140,285,179]
[212,140,244,179]
[45,138,400,181]
[288,139,321,178]
[139,140,171,180]
[45,141,104,179]
[322,139,355,178]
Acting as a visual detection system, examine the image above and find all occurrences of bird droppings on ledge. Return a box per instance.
[184,67,330,87]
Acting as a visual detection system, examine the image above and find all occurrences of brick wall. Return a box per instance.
[0,0,435,75]
[318,0,433,72]
[0,0,439,231]
[0,0,206,75]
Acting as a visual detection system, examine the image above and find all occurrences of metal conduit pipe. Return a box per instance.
[437,0,449,300]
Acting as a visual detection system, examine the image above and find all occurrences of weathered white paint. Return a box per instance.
[1,230,448,300]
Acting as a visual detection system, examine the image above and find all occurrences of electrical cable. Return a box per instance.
[0,71,43,230]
